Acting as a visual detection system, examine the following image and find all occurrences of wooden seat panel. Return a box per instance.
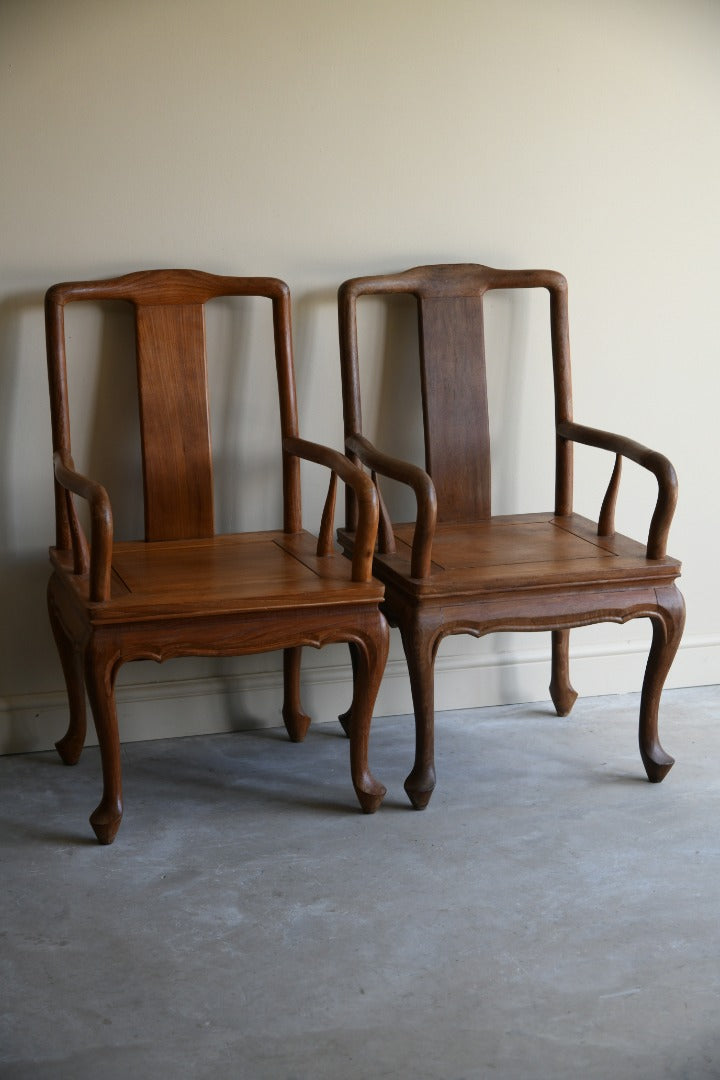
[50,531,382,622]
[108,532,381,617]
[393,518,615,570]
[339,513,681,597]
[343,512,680,597]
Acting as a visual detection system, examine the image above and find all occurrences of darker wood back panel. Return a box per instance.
[340,264,573,528]
[135,303,214,540]
[418,296,491,522]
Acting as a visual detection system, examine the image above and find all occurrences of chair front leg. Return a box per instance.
[639,584,685,782]
[400,615,440,810]
[84,644,123,844]
[282,647,311,742]
[347,615,389,813]
[47,575,87,765]
[549,629,578,717]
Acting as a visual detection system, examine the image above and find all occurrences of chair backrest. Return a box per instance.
[45,270,301,549]
[339,263,575,525]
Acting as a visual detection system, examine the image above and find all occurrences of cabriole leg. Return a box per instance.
[47,575,87,765]
[400,619,438,810]
[639,585,685,783]
[282,647,311,742]
[549,628,578,717]
[346,618,389,813]
[84,648,123,844]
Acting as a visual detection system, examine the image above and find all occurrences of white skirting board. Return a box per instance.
[1,634,718,756]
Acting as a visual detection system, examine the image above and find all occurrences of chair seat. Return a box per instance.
[342,513,681,598]
[45,270,391,843]
[336,262,684,808]
[51,530,383,623]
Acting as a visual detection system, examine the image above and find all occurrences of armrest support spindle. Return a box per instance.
[557,421,678,559]
[282,436,379,582]
[598,454,622,538]
[372,471,397,556]
[346,434,437,578]
[317,471,338,557]
[53,453,113,601]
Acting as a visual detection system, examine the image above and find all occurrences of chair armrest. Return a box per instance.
[557,420,678,559]
[53,453,113,601]
[282,436,379,583]
[345,434,437,579]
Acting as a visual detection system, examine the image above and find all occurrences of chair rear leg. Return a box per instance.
[47,575,87,765]
[400,620,438,810]
[639,585,685,783]
[282,647,311,742]
[338,642,359,737]
[347,615,389,813]
[549,629,578,717]
[84,647,123,844]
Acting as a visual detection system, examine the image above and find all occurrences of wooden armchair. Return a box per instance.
[337,263,684,809]
[45,270,388,843]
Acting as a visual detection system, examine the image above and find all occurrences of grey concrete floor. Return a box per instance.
[1,685,719,1080]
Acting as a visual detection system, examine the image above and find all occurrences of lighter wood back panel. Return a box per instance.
[135,303,214,540]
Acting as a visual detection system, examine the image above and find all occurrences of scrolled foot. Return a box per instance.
[404,765,436,811]
[89,797,123,845]
[281,647,311,742]
[353,773,387,814]
[549,630,577,717]
[549,681,578,718]
[282,707,311,743]
[55,732,84,766]
[640,741,675,784]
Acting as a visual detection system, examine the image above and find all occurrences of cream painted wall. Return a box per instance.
[2,0,719,753]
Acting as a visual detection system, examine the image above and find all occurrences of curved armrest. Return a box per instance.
[346,434,437,579]
[53,453,113,601]
[282,436,379,583]
[557,420,678,559]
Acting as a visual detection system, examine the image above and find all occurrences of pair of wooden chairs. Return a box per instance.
[45,265,683,843]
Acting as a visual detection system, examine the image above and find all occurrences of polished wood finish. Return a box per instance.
[419,296,491,522]
[46,270,388,842]
[338,263,684,807]
[135,302,215,540]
